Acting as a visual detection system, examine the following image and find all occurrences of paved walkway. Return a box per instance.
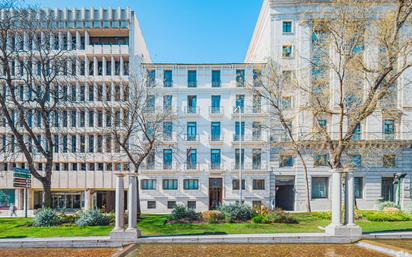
[0,231,410,248]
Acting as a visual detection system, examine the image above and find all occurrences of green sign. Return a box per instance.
[13,168,31,188]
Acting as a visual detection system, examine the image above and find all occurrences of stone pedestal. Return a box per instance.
[110,173,126,239]
[326,169,362,237]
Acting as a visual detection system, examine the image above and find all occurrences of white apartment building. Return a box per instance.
[245,0,412,211]
[0,1,411,214]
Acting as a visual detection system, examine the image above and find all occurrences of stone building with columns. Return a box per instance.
[0,0,411,215]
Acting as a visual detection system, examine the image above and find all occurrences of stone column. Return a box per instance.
[325,169,343,235]
[331,169,342,226]
[84,189,92,210]
[14,189,24,210]
[125,174,141,238]
[345,171,355,226]
[111,173,125,234]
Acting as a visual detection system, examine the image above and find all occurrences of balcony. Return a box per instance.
[209,106,224,117]
[183,134,200,144]
[188,81,197,88]
[163,80,173,88]
[209,162,225,172]
[233,135,269,146]
[212,81,221,87]
[232,106,268,118]
[183,106,200,117]
[209,134,224,145]
[183,162,200,171]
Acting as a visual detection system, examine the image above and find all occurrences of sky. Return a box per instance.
[26,0,263,63]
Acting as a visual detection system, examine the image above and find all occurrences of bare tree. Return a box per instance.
[300,0,412,171]
[108,62,171,217]
[249,60,312,212]
[0,1,76,207]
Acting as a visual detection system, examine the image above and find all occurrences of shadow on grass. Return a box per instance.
[0,236,27,239]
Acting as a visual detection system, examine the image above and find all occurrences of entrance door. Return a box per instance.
[275,176,295,211]
[276,185,295,211]
[209,178,222,210]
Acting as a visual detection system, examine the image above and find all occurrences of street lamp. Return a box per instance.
[234,105,243,203]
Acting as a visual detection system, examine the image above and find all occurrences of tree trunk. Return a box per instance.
[297,151,312,212]
[42,179,52,208]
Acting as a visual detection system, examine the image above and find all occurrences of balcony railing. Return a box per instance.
[188,81,197,88]
[209,106,224,116]
[184,106,200,115]
[163,80,173,88]
[184,162,199,171]
[233,135,268,143]
[212,81,221,87]
[209,134,224,143]
[232,106,267,116]
[184,134,200,142]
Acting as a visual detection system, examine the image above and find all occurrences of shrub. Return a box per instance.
[252,214,265,224]
[33,208,61,227]
[169,205,200,222]
[363,211,411,222]
[269,209,298,224]
[75,209,110,227]
[219,203,254,223]
[378,201,400,211]
[59,213,78,224]
[201,211,224,224]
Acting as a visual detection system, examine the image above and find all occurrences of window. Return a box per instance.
[212,70,221,87]
[164,70,172,87]
[253,94,261,113]
[282,21,292,33]
[252,201,262,209]
[253,69,262,87]
[314,154,328,167]
[211,122,221,141]
[147,70,155,87]
[163,179,178,190]
[211,149,221,170]
[318,119,327,129]
[383,120,395,139]
[167,201,177,209]
[282,45,293,58]
[141,179,156,190]
[281,96,292,109]
[280,155,294,167]
[147,201,156,209]
[350,155,362,167]
[235,95,245,113]
[163,122,173,141]
[187,201,196,209]
[236,69,245,87]
[234,122,245,141]
[211,95,221,114]
[253,149,262,170]
[186,122,197,141]
[187,95,197,114]
[184,179,199,190]
[253,179,265,190]
[146,95,155,112]
[354,177,363,199]
[146,151,155,170]
[188,70,197,87]
[312,177,329,199]
[163,95,173,112]
[353,124,361,140]
[163,149,173,170]
[252,122,262,140]
[232,179,245,190]
[383,155,396,168]
[381,177,395,202]
[235,149,245,170]
[186,149,197,170]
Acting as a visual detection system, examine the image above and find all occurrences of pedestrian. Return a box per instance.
[9,203,17,217]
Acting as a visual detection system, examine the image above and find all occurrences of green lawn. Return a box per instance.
[0,213,411,238]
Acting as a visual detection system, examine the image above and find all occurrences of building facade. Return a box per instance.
[0,1,411,214]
